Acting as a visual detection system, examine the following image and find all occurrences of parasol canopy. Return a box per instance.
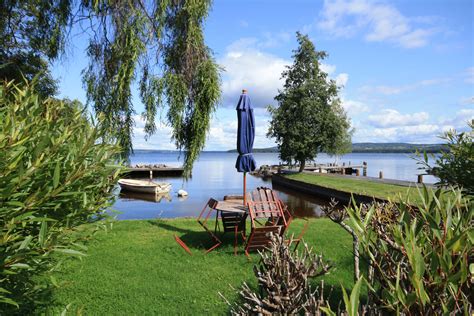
[235,90,257,173]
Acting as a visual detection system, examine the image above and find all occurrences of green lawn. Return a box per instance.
[43,218,355,315]
[286,173,425,203]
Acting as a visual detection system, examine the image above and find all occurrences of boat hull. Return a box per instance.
[118,179,171,194]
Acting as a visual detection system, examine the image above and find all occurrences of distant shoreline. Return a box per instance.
[134,142,446,154]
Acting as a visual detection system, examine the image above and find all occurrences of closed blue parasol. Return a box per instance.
[235,89,257,204]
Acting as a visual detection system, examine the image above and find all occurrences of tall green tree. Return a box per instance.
[1,0,221,175]
[325,99,353,158]
[267,32,351,172]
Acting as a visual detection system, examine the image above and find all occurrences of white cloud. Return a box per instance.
[341,98,369,114]
[317,0,438,48]
[371,124,440,142]
[320,63,336,75]
[132,115,175,150]
[219,39,350,108]
[360,77,452,95]
[459,96,474,105]
[367,109,429,128]
[204,114,275,151]
[336,73,349,87]
[260,31,292,48]
[439,108,474,128]
[219,39,290,108]
[353,108,473,143]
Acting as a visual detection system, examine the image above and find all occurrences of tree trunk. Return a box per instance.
[299,160,306,172]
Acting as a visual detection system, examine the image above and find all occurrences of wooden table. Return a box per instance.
[197,199,248,254]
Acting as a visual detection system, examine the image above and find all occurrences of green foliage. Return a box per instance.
[0,81,122,313]
[420,121,474,194]
[82,0,221,174]
[0,0,71,97]
[346,188,473,314]
[267,32,352,171]
[325,99,353,157]
[0,54,58,98]
[0,0,71,59]
[2,0,221,175]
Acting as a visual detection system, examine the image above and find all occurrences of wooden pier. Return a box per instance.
[251,162,368,178]
[124,166,184,177]
[304,162,367,176]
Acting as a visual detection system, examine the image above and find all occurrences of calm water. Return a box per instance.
[113,151,437,220]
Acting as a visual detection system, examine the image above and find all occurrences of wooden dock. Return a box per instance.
[251,162,368,178]
[124,167,184,177]
[304,162,367,176]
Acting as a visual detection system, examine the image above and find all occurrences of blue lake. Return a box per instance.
[113,151,437,220]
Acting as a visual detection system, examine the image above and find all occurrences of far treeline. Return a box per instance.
[228,142,448,154]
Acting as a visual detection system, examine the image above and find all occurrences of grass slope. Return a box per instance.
[286,173,423,203]
[45,218,354,315]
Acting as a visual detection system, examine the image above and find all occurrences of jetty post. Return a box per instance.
[417,174,423,184]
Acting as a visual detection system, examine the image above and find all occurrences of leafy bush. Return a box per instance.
[347,188,473,314]
[0,81,122,313]
[419,120,473,194]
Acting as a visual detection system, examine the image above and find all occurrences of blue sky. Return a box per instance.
[52,0,473,151]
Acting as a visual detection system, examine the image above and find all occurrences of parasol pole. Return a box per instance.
[243,172,247,205]
[241,89,248,206]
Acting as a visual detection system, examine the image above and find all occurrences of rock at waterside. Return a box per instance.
[177,189,188,197]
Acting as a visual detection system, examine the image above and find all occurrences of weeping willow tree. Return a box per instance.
[1,0,221,175]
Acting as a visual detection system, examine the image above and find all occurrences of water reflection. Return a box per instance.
[112,151,434,220]
[272,183,338,218]
[119,191,172,203]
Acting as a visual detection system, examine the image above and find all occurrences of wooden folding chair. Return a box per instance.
[247,187,287,227]
[197,198,222,253]
[244,225,283,257]
[286,219,310,251]
[243,187,287,257]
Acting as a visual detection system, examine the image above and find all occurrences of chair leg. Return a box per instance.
[292,220,310,251]
[234,225,238,256]
[174,235,192,255]
[214,210,219,233]
[205,241,222,254]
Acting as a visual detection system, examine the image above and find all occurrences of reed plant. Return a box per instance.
[347,188,473,314]
[0,80,122,313]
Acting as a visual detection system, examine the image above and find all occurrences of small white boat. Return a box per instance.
[118,179,171,194]
[177,189,188,197]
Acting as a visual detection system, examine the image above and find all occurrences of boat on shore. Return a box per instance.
[118,179,171,194]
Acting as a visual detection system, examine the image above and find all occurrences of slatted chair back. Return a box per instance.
[221,212,247,233]
[246,187,286,228]
[244,225,283,256]
[278,201,293,236]
[197,198,218,226]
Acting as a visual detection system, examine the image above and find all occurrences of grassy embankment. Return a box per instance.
[285,173,426,203]
[44,218,354,314]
